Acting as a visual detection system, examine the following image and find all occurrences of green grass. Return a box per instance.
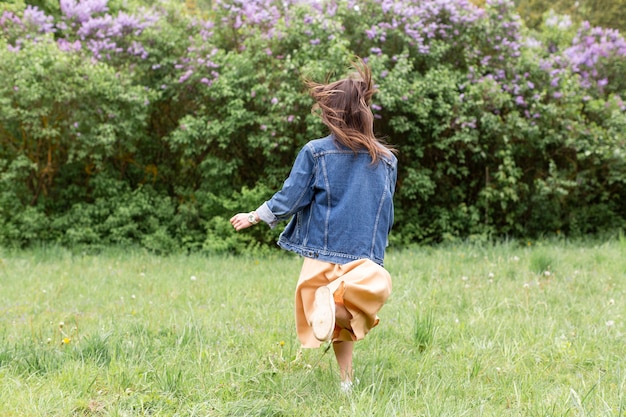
[0,239,624,416]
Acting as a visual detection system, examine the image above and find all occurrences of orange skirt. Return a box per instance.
[295,257,392,348]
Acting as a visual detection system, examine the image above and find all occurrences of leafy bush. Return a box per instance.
[0,0,624,252]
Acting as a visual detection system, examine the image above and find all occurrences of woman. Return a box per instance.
[230,58,397,392]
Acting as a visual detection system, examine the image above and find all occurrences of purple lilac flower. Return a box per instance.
[127,40,147,59]
[23,5,55,34]
[57,38,82,52]
[77,14,113,38]
[0,11,23,27]
[61,0,108,23]
[178,70,193,83]
[563,22,626,89]
[212,0,289,39]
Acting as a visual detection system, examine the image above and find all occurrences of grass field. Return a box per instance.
[0,238,625,416]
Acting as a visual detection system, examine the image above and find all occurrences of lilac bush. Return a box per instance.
[564,23,626,94]
[1,0,625,250]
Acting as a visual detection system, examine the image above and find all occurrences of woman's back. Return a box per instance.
[275,135,397,266]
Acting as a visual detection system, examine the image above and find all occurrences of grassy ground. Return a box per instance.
[0,238,624,416]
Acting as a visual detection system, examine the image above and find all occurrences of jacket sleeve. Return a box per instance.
[256,144,316,229]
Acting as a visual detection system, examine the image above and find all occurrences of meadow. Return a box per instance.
[0,238,624,416]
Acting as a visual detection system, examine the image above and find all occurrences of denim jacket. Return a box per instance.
[256,135,397,266]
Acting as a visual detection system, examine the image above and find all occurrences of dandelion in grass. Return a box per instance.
[606,320,615,328]
[190,275,197,281]
[62,337,71,345]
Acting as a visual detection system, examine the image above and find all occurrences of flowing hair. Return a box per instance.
[305,59,395,163]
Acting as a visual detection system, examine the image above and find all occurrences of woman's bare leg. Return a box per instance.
[332,340,354,382]
[333,302,354,382]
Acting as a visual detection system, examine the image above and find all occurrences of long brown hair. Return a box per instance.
[306,59,395,163]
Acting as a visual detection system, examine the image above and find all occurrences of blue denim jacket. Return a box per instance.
[256,135,397,266]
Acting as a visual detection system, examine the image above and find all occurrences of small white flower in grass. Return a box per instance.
[461,276,468,281]
[544,271,551,276]
[140,272,145,277]
[488,272,494,278]
[59,321,65,328]
[606,320,615,328]
[190,275,197,281]
[608,299,615,305]
[512,256,520,262]
[523,283,530,289]
[131,294,136,299]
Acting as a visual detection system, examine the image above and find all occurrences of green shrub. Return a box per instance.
[0,0,624,251]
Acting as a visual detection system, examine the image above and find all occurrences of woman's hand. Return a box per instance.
[230,212,258,231]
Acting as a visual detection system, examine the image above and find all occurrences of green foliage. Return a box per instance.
[0,0,625,252]
[50,177,177,251]
[0,37,154,247]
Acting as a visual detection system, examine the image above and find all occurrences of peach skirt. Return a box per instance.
[295,257,392,348]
